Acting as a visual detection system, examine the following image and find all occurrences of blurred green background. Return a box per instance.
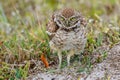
[0,0,120,79]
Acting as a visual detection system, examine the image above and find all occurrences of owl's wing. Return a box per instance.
[46,31,55,40]
[46,19,59,40]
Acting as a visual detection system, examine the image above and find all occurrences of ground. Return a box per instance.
[86,43,120,80]
[27,43,120,80]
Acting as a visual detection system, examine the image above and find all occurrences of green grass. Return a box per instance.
[0,0,120,79]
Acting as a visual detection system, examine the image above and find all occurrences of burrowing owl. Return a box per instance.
[46,8,87,68]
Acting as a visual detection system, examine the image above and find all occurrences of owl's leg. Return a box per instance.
[57,51,62,69]
[77,51,83,64]
[67,50,74,66]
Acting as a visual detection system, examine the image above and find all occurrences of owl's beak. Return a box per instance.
[66,21,70,27]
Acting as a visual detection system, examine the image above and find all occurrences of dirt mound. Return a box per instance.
[86,43,120,80]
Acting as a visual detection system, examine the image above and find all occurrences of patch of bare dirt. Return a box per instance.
[27,43,120,80]
[27,65,83,80]
[86,43,120,80]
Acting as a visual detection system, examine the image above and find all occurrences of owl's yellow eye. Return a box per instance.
[60,17,65,21]
[59,16,65,21]
[70,16,80,22]
[70,17,76,21]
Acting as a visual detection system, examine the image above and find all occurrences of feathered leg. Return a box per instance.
[57,51,62,69]
[67,50,74,66]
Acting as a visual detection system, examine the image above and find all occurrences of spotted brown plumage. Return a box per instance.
[61,8,75,18]
[46,8,87,68]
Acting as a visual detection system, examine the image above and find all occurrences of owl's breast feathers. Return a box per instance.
[49,27,87,51]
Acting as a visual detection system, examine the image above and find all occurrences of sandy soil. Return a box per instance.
[27,43,120,80]
[86,43,120,80]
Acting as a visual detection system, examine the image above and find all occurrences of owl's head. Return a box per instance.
[53,8,87,29]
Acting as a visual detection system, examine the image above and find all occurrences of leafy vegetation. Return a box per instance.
[0,0,120,79]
